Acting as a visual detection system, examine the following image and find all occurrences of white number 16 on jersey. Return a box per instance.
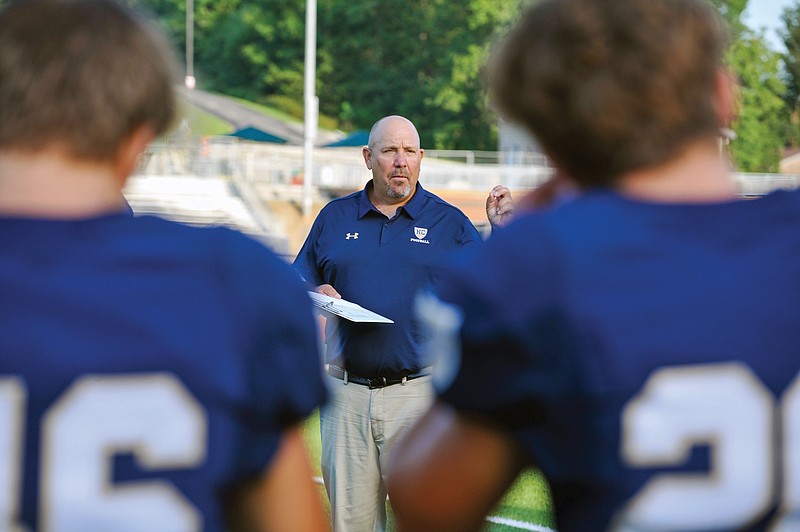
[0,374,207,531]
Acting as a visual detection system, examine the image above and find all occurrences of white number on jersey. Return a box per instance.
[1,374,207,532]
[617,363,800,530]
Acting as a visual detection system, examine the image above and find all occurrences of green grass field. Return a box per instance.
[182,103,234,137]
[301,411,556,531]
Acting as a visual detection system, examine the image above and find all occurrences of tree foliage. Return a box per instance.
[0,0,792,165]
[708,0,748,35]
[727,33,788,172]
[129,0,793,168]
[780,4,800,145]
[709,0,789,171]
[317,0,522,149]
[136,0,521,150]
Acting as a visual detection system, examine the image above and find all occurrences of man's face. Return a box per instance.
[363,118,423,202]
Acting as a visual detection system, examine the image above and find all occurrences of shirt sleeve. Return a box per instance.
[292,218,323,287]
[460,216,483,247]
[218,230,327,476]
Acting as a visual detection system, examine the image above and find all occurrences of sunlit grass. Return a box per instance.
[177,100,234,137]
[301,411,555,530]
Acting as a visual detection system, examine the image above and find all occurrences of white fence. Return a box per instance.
[128,139,800,260]
[138,138,800,198]
[733,172,800,196]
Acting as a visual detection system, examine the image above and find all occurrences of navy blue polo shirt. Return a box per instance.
[294,181,481,376]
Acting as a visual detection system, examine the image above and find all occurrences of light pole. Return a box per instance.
[302,0,317,217]
[185,0,195,90]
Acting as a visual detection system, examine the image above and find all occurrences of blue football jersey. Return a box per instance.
[0,212,326,531]
[433,189,800,531]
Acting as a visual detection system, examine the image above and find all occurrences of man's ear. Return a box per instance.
[114,125,156,184]
[362,146,373,170]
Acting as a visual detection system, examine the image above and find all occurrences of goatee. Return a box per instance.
[386,183,411,199]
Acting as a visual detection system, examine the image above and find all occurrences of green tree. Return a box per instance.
[136,0,311,104]
[317,0,522,149]
[708,0,789,171]
[708,0,748,35]
[727,32,788,171]
[197,0,309,102]
[780,3,800,145]
[124,0,792,165]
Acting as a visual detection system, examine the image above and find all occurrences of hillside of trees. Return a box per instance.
[2,0,797,171]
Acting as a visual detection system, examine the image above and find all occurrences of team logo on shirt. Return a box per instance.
[411,226,430,244]
[345,232,359,240]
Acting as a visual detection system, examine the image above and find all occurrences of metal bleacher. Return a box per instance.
[192,137,800,198]
[125,138,800,261]
[123,155,291,256]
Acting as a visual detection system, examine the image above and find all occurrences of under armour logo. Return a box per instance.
[346,232,359,240]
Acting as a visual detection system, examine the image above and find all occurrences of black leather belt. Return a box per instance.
[326,364,431,389]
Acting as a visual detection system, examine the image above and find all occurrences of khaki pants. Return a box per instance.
[320,373,434,532]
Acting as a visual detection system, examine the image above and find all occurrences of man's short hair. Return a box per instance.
[489,0,729,187]
[0,0,178,162]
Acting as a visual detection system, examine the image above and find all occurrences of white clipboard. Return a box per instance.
[308,292,394,323]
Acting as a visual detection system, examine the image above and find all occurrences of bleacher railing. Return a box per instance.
[137,138,800,198]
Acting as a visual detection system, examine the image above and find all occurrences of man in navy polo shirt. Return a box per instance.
[294,115,481,531]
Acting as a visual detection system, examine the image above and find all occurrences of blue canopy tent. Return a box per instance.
[322,130,369,148]
[228,126,287,144]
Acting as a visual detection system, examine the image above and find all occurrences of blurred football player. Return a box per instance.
[0,0,327,530]
[387,0,800,530]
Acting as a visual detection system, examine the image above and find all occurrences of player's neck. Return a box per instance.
[616,140,738,203]
[0,149,126,218]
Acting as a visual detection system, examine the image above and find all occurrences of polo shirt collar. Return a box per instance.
[358,180,426,219]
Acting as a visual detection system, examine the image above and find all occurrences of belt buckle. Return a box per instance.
[368,376,387,389]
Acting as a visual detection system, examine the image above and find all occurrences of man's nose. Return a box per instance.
[394,152,408,166]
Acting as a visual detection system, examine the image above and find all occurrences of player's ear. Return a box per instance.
[713,68,739,129]
[114,125,156,184]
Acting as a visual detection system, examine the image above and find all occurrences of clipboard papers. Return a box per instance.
[308,292,394,323]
